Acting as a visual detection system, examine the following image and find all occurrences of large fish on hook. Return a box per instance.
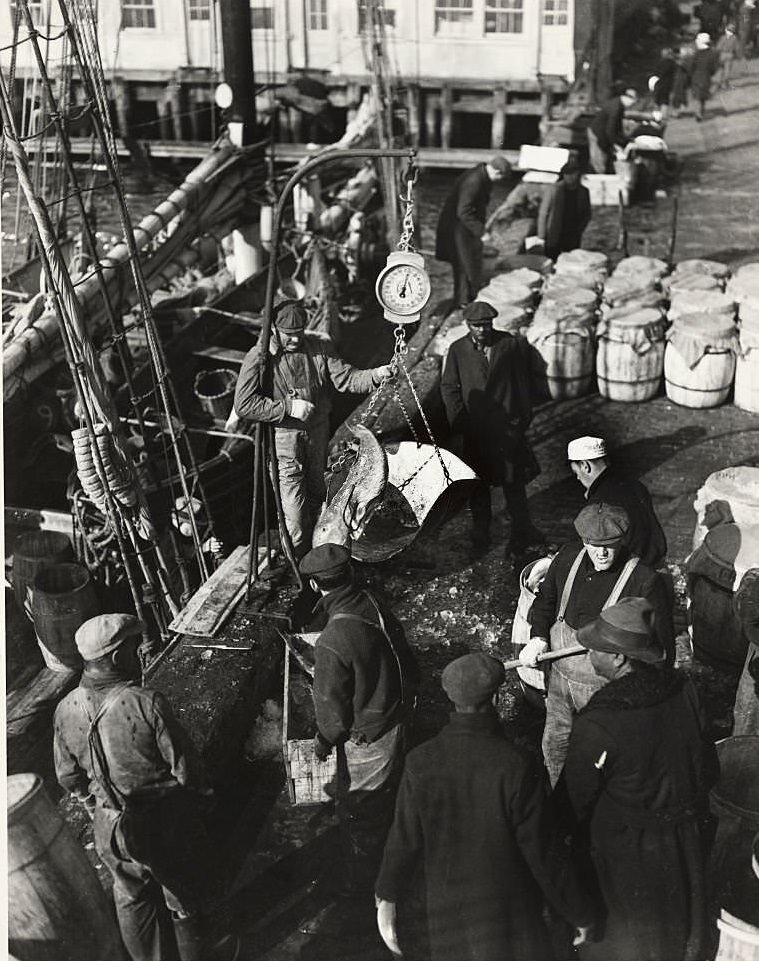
[312,424,388,549]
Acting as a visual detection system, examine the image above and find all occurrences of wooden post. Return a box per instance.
[491,86,506,149]
[406,83,420,147]
[540,87,553,122]
[157,91,172,141]
[188,88,201,141]
[440,83,452,149]
[112,78,131,139]
[346,82,361,124]
[423,91,437,147]
[168,80,183,140]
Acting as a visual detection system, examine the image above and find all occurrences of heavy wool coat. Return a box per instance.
[440,330,538,484]
[375,712,593,961]
[585,466,667,568]
[560,668,719,961]
[537,180,592,255]
[435,163,492,274]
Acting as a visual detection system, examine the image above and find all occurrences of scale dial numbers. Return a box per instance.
[377,263,431,317]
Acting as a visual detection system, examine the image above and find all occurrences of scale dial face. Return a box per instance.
[376,261,431,317]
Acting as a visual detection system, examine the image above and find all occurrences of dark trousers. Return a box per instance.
[451,225,482,306]
[470,479,531,546]
[94,794,216,961]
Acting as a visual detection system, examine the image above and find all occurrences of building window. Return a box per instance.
[358,0,395,32]
[188,0,210,21]
[250,0,273,29]
[9,0,43,25]
[434,0,474,35]
[308,0,328,30]
[121,0,156,29]
[543,0,568,26]
[484,0,523,34]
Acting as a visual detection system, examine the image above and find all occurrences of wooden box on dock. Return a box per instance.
[282,645,337,805]
[582,174,624,206]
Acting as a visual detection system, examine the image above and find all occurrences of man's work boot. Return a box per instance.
[172,914,240,961]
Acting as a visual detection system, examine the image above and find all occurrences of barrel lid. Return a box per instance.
[605,307,663,328]
[490,268,543,289]
[667,274,721,294]
[670,314,737,338]
[673,258,730,279]
[7,773,43,816]
[556,249,608,268]
[670,290,736,312]
[542,287,598,308]
[613,255,668,277]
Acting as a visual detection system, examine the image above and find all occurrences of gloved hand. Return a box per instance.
[286,398,316,422]
[376,897,403,958]
[372,364,395,386]
[519,637,549,668]
[313,734,333,763]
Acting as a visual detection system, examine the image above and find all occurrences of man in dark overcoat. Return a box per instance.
[435,155,511,306]
[560,597,719,961]
[374,652,594,961]
[440,299,543,557]
[299,544,419,896]
[567,435,667,569]
[537,160,592,262]
[587,89,637,174]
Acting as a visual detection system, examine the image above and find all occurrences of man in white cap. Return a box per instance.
[520,503,672,785]
[53,614,238,961]
[567,435,667,569]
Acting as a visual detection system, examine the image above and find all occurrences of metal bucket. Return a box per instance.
[193,368,238,420]
[32,563,98,673]
[12,531,74,617]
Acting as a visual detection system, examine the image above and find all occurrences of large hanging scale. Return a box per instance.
[375,160,431,325]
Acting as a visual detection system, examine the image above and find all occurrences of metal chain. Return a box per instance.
[397,161,418,253]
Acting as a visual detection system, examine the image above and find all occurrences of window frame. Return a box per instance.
[120,0,157,30]
[483,0,524,35]
[250,0,274,30]
[543,0,569,27]
[357,0,396,32]
[433,0,476,38]
[187,0,211,22]
[308,0,328,31]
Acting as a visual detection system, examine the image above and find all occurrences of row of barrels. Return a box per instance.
[476,252,759,413]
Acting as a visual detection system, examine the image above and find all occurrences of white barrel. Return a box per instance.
[692,467,759,549]
[734,326,759,414]
[596,309,666,402]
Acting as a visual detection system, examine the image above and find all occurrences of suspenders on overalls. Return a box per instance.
[550,548,640,682]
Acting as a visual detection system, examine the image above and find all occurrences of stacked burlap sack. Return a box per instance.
[727,262,759,413]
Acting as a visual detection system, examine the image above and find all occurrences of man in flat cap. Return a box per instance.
[560,598,718,961]
[567,434,667,569]
[53,615,238,961]
[521,502,672,784]
[537,160,592,262]
[234,300,393,559]
[441,299,543,559]
[436,155,512,308]
[299,544,419,898]
[375,652,594,961]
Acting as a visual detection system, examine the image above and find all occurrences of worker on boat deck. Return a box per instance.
[435,155,512,308]
[520,502,674,786]
[440,299,544,559]
[53,614,238,961]
[536,160,592,262]
[567,435,667,569]
[558,597,717,961]
[299,544,419,899]
[233,301,392,560]
[374,652,594,961]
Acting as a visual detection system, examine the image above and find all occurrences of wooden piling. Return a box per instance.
[112,78,131,139]
[440,84,452,149]
[491,87,506,149]
[406,83,420,147]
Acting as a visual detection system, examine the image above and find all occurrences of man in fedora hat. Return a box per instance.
[441,299,544,560]
[436,155,513,308]
[567,435,667,569]
[233,300,394,559]
[375,652,594,961]
[53,614,238,961]
[560,597,718,961]
[299,544,419,899]
[521,502,673,785]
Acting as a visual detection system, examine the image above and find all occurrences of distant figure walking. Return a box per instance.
[716,23,739,87]
[671,46,693,115]
[650,47,678,119]
[691,33,720,120]
[737,0,757,60]
[436,156,512,308]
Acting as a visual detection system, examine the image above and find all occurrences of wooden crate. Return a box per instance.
[582,174,625,207]
[282,646,337,805]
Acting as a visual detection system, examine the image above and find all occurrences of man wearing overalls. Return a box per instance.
[520,503,672,786]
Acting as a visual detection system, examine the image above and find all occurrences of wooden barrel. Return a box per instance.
[12,531,74,616]
[528,323,595,400]
[734,329,759,414]
[710,738,759,927]
[596,310,665,402]
[511,557,552,708]
[8,773,122,961]
[31,564,98,673]
[664,316,737,408]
